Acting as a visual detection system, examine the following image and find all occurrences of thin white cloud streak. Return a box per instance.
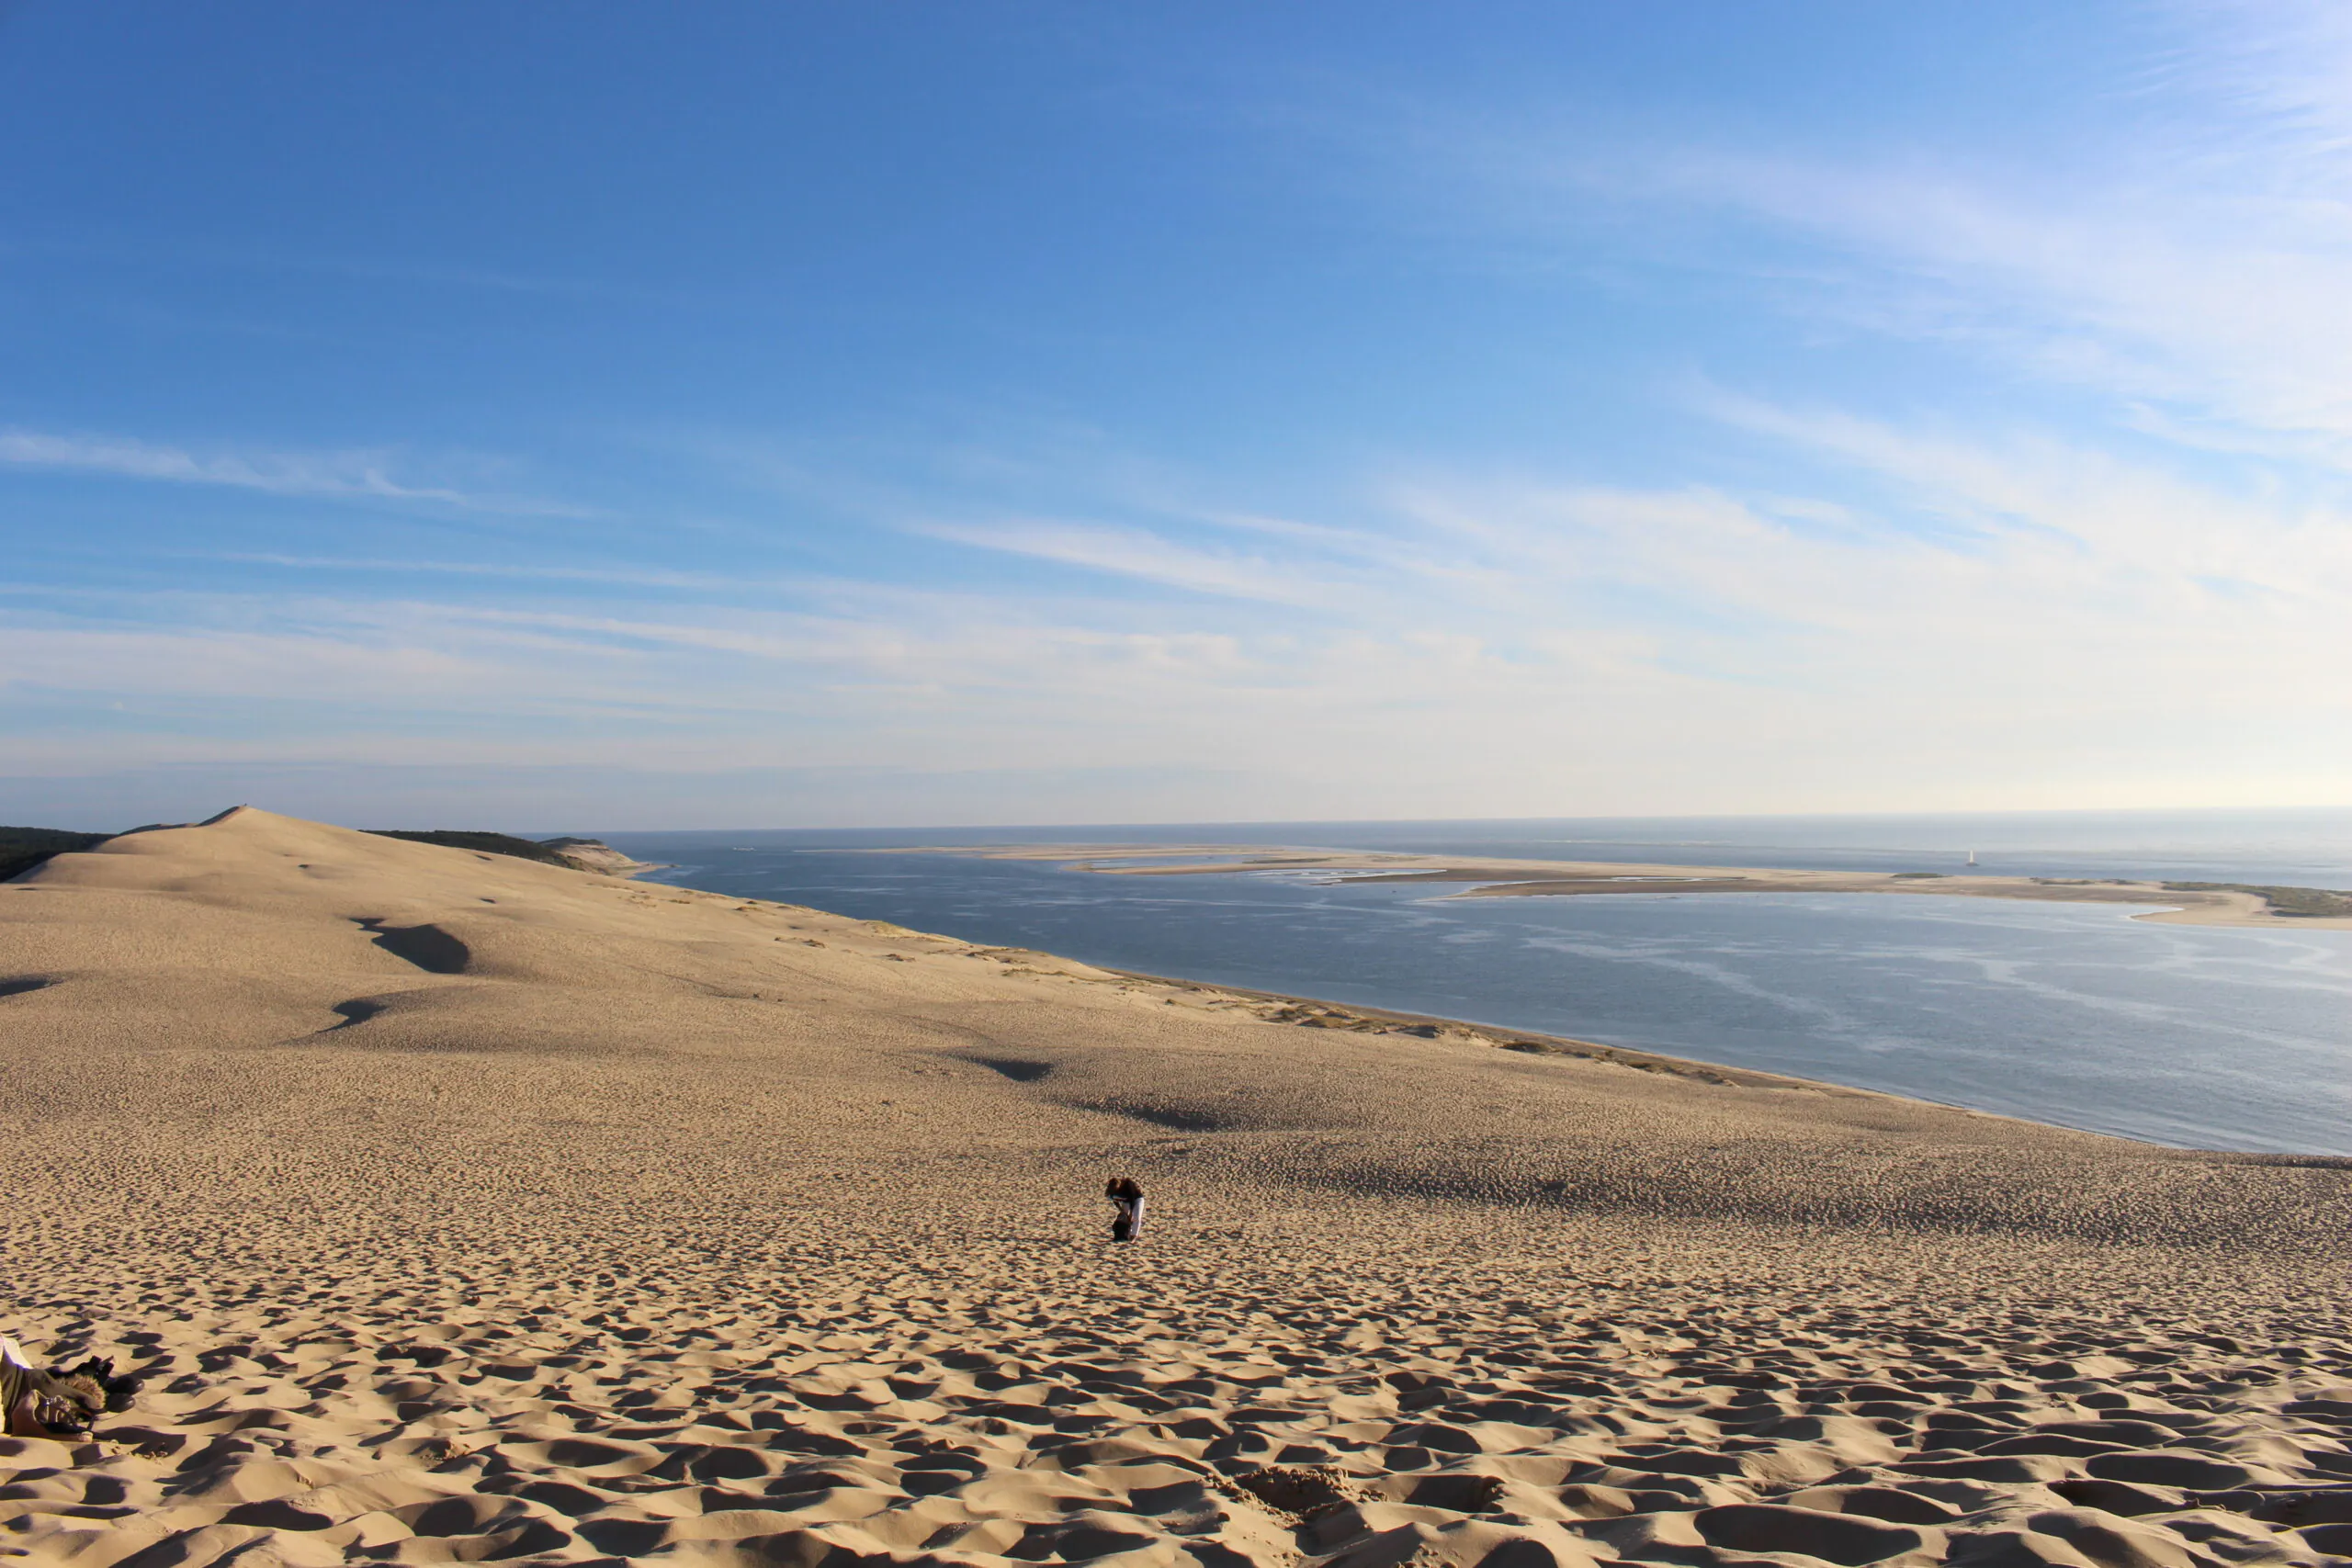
[0,624,493,701]
[0,429,594,516]
[683,422,1424,586]
[216,554,754,590]
[912,518,1334,605]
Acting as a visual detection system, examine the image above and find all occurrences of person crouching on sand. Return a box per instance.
[1105,1176,1145,1243]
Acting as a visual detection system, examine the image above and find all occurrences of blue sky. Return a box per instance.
[4,2,2348,829]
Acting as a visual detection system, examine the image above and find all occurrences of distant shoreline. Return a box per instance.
[877,842,2352,930]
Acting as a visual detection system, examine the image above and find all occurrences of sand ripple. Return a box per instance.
[6,810,2350,1567]
[6,1223,2352,1568]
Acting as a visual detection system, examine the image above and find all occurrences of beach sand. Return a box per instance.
[5,807,2352,1567]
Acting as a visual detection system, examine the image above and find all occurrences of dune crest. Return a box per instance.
[3,808,2349,1567]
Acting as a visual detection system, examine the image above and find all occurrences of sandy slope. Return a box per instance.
[4,807,2352,1568]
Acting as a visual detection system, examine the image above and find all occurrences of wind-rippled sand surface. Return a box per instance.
[6,809,2352,1568]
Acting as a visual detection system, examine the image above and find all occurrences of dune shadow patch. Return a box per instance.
[0,976,57,999]
[353,918,470,975]
[298,986,617,1055]
[968,1056,1056,1083]
[1081,1100,1237,1133]
[322,998,388,1032]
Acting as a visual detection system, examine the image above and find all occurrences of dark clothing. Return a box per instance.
[1,1337,101,1437]
[1105,1179,1146,1243]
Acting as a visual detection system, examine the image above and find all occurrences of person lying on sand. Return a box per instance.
[1104,1176,1145,1243]
[1,1335,115,1438]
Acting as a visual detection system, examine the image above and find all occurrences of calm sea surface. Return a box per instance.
[594,812,2352,1155]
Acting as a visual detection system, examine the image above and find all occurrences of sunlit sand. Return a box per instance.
[5,809,2350,1566]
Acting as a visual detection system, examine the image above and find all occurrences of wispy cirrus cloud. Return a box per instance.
[215,554,750,590]
[13,389,2346,812]
[2161,0,2352,165]
[1697,394,2352,601]
[1346,0,2352,459]
[911,517,1328,605]
[17,12,2352,826]
[0,429,595,516]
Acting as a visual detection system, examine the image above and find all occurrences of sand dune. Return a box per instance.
[5,807,2351,1567]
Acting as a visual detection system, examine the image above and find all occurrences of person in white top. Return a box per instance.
[1104,1176,1146,1242]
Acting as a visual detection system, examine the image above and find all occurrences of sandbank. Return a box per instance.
[893,844,2352,930]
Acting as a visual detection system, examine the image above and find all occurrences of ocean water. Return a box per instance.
[594,812,2352,1155]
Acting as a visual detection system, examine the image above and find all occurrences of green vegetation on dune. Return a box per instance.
[2162,881,2352,918]
[364,829,580,867]
[0,827,110,881]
